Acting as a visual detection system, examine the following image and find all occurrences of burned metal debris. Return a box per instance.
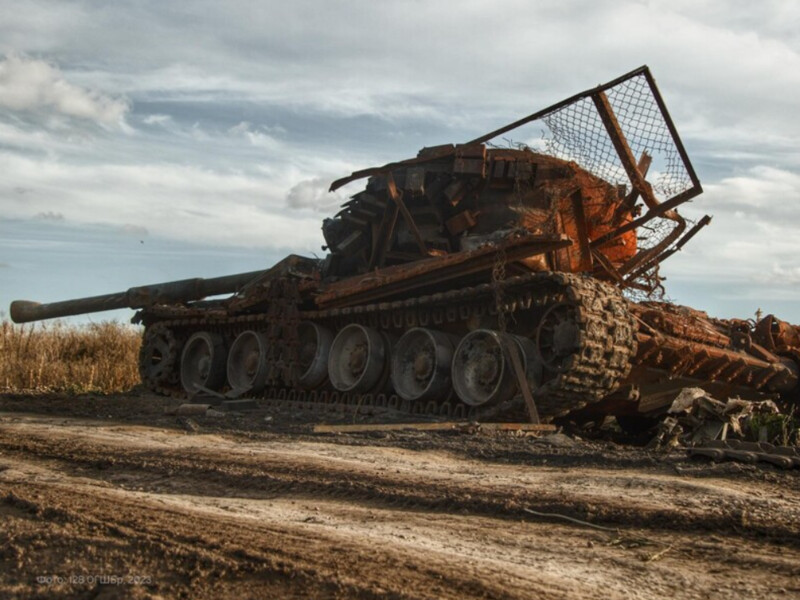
[642,387,800,468]
[6,66,800,435]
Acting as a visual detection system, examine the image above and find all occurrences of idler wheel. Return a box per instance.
[226,330,269,394]
[328,324,390,393]
[391,328,455,402]
[297,322,334,389]
[180,331,227,394]
[535,302,581,372]
[452,330,540,407]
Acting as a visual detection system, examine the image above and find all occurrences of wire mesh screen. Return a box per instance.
[539,71,695,202]
[495,68,701,298]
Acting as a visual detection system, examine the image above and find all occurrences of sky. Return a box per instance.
[1,0,800,324]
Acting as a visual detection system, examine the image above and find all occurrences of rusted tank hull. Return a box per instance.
[13,66,791,423]
[131,260,800,423]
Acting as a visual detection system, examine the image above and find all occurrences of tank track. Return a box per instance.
[689,440,800,469]
[531,275,636,417]
[139,272,637,421]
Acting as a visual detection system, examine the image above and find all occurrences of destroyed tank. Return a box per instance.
[10,66,800,423]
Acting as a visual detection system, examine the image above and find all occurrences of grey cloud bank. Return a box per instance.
[0,54,129,125]
[0,0,799,322]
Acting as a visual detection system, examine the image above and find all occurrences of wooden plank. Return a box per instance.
[502,336,541,424]
[313,422,557,434]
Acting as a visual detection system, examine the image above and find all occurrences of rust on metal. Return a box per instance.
[569,189,592,272]
[612,151,652,226]
[10,66,800,430]
[625,215,712,283]
[592,92,665,216]
[317,233,572,308]
[386,171,428,257]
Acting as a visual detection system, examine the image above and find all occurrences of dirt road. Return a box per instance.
[0,394,799,599]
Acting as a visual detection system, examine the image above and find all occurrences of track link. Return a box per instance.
[534,274,637,417]
[139,272,637,421]
[689,439,800,469]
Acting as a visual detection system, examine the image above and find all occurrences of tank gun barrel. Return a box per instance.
[9,270,265,324]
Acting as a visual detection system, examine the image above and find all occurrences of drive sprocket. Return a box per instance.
[138,323,180,393]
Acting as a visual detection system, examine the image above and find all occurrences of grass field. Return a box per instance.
[0,320,142,393]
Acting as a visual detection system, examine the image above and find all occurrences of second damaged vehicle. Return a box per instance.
[11,66,800,424]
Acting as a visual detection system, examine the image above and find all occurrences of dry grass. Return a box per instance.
[0,320,142,394]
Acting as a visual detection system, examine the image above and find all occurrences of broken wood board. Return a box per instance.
[313,422,557,434]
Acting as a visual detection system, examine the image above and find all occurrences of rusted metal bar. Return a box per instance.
[634,332,798,393]
[502,336,541,424]
[589,192,693,251]
[317,234,572,308]
[641,69,703,196]
[612,151,652,226]
[591,248,625,284]
[570,189,592,271]
[592,92,667,216]
[619,214,686,277]
[368,201,400,269]
[386,171,428,257]
[625,214,712,283]
[672,214,713,253]
[467,65,650,146]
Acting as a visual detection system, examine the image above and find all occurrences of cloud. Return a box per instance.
[286,176,346,212]
[33,210,64,221]
[0,151,323,251]
[1,1,800,323]
[703,166,800,213]
[142,114,171,126]
[227,120,282,150]
[664,165,800,283]
[0,54,129,126]
[119,224,149,237]
[757,265,800,286]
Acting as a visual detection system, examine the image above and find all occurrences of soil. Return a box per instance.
[0,390,798,599]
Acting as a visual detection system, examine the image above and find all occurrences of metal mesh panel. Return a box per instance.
[473,68,701,299]
[540,72,693,202]
[512,70,699,298]
[332,67,702,300]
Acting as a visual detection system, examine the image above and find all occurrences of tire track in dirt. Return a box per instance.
[1,413,800,599]
[0,414,798,545]
[3,456,799,600]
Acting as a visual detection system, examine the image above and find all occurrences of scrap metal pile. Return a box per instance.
[10,67,800,441]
